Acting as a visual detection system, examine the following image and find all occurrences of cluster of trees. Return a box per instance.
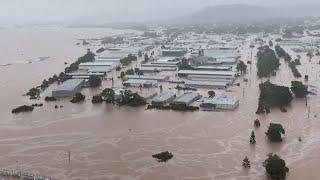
[44,96,57,102]
[92,88,146,107]
[88,75,102,87]
[256,81,293,114]
[120,68,143,79]
[120,54,137,66]
[92,95,104,104]
[12,105,34,114]
[242,153,289,178]
[236,60,247,74]
[291,81,308,98]
[117,90,146,107]
[288,61,302,78]
[70,93,86,103]
[275,45,301,78]
[257,47,280,78]
[26,88,41,99]
[275,45,292,62]
[100,88,115,103]
[64,49,95,74]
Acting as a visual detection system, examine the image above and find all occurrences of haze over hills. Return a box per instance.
[177,4,320,24]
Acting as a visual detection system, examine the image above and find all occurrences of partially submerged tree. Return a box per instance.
[266,123,285,142]
[250,131,256,144]
[263,153,289,179]
[236,60,247,74]
[152,151,173,162]
[89,75,102,87]
[256,81,293,114]
[242,156,251,168]
[100,88,115,103]
[208,91,215,98]
[291,81,308,98]
[254,119,261,128]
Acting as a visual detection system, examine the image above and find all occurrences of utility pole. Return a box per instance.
[68,151,71,164]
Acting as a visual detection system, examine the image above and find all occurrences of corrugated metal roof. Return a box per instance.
[54,79,84,91]
[152,92,176,102]
[202,95,238,106]
[123,75,169,81]
[175,92,201,105]
[178,70,237,76]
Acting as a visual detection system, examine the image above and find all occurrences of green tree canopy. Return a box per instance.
[263,153,289,179]
[291,81,308,98]
[89,75,102,87]
[266,123,285,142]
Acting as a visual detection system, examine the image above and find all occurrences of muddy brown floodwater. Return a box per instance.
[0,27,320,180]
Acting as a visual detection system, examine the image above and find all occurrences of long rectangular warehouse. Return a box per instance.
[184,80,228,89]
[123,79,157,87]
[52,79,84,98]
[178,70,238,77]
[174,92,202,105]
[152,92,176,105]
[195,66,232,71]
[79,61,120,70]
[123,75,169,81]
[142,64,178,68]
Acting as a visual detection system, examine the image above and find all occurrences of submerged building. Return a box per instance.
[151,92,176,105]
[161,49,187,57]
[200,95,239,110]
[52,79,84,98]
[174,92,202,106]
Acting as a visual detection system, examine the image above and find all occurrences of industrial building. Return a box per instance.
[95,57,121,63]
[195,66,232,71]
[174,92,202,106]
[200,95,239,110]
[123,75,169,81]
[178,70,238,78]
[151,61,180,65]
[52,79,84,98]
[123,79,158,87]
[139,67,177,73]
[152,92,176,105]
[79,61,120,70]
[161,49,187,57]
[142,63,178,68]
[184,80,229,89]
[139,91,158,100]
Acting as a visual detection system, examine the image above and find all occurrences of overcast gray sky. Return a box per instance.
[0,0,319,25]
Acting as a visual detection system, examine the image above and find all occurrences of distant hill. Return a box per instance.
[177,4,320,24]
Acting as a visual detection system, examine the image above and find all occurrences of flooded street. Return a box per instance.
[0,26,320,180]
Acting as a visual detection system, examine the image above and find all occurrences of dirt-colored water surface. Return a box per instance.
[0,26,320,180]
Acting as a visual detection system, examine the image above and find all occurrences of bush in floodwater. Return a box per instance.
[152,151,173,162]
[70,93,86,103]
[45,96,57,102]
[92,95,103,104]
[12,105,34,114]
